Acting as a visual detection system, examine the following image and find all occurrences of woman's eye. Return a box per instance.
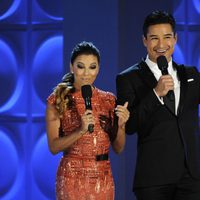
[90,65,97,69]
[77,64,84,69]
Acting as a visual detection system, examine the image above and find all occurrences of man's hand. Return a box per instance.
[154,75,174,97]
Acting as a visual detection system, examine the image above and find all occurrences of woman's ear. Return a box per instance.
[70,64,73,73]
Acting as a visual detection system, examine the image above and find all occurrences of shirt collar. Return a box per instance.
[145,55,173,75]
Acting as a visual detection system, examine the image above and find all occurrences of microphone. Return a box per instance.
[157,55,168,75]
[81,85,94,133]
[157,55,175,101]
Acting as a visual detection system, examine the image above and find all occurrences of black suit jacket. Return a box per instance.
[116,60,200,189]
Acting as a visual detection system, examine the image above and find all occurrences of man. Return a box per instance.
[116,10,200,200]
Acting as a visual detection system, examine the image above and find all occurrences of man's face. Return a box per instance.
[143,23,177,63]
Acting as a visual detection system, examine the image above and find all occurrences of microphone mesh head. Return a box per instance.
[81,85,92,98]
[157,55,168,71]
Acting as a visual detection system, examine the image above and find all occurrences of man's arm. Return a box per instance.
[116,72,162,136]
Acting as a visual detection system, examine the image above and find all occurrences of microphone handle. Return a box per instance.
[161,69,175,101]
[162,69,168,75]
[84,98,93,133]
[167,90,175,101]
[88,124,94,133]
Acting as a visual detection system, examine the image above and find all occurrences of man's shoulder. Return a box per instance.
[118,63,140,76]
[174,61,199,73]
[184,65,199,73]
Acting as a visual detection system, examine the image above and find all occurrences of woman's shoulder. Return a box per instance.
[95,88,116,105]
[47,92,56,104]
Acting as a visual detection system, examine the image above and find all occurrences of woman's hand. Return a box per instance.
[115,102,129,129]
[111,102,129,154]
[80,110,95,134]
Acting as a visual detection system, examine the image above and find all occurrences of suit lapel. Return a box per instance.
[138,60,158,89]
[138,60,188,115]
[173,62,188,115]
[138,60,175,114]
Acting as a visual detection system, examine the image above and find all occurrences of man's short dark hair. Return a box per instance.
[143,10,176,38]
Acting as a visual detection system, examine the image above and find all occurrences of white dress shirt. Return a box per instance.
[145,55,180,115]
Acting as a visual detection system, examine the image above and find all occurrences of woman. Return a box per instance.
[46,41,129,200]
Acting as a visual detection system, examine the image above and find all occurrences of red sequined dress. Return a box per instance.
[47,87,116,200]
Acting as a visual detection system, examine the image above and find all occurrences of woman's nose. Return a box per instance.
[84,69,89,75]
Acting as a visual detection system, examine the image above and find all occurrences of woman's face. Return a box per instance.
[70,54,99,90]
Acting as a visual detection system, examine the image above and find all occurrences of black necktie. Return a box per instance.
[163,90,175,114]
[156,56,176,114]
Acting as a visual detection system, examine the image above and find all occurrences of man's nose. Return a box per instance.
[157,39,165,48]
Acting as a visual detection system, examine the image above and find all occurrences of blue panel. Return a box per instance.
[173,1,200,116]
[173,0,186,24]
[0,0,26,23]
[32,35,63,113]
[0,130,19,199]
[173,31,185,64]
[193,0,200,14]
[0,39,21,113]
[36,0,64,20]
[32,0,63,23]
[0,0,21,20]
[0,0,63,199]
[0,122,31,200]
[188,0,200,24]
[173,44,185,64]
[188,32,200,67]
[32,134,61,199]
[173,0,183,11]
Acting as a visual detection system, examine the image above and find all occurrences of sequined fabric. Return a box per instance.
[47,88,116,200]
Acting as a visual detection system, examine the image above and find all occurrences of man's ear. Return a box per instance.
[174,33,178,44]
[142,35,147,47]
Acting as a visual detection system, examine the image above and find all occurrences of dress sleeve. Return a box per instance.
[47,93,56,105]
[108,92,116,122]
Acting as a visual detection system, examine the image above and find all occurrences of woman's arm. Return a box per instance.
[111,102,129,154]
[46,103,93,155]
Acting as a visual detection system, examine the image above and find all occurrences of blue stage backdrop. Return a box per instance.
[0,0,64,200]
[0,0,200,200]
